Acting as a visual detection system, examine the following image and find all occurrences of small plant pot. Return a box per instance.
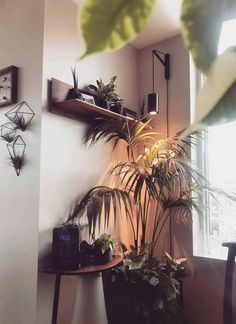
[66,88,82,100]
[106,101,122,114]
[94,245,113,265]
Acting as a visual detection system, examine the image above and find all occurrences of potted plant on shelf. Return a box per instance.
[66,66,83,100]
[65,117,231,323]
[88,75,123,111]
[93,233,114,265]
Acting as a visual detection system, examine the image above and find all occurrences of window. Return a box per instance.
[193,18,236,260]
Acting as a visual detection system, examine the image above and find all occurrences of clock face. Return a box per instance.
[0,66,18,108]
[0,72,12,104]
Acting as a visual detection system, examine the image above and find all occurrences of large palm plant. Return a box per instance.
[66,117,206,256]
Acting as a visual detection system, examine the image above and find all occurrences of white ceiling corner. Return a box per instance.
[132,0,183,49]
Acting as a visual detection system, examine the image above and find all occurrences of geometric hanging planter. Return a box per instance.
[7,135,26,176]
[6,101,35,131]
[0,122,16,142]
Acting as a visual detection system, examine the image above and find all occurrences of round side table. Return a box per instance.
[43,256,123,324]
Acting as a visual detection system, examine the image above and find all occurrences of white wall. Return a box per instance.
[0,1,44,324]
[37,1,139,323]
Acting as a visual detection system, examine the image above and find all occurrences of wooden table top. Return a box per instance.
[43,256,123,276]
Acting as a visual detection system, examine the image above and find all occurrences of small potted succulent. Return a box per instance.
[88,76,123,111]
[66,66,83,100]
[93,233,114,265]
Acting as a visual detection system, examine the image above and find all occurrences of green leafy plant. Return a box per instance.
[71,66,79,92]
[88,76,123,108]
[12,115,27,131]
[94,233,114,254]
[79,0,155,59]
[67,66,83,100]
[107,243,185,323]
[68,118,207,253]
[65,117,233,322]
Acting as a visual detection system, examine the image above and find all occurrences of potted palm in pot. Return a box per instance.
[65,117,231,323]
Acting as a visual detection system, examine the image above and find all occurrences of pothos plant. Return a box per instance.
[65,117,210,322]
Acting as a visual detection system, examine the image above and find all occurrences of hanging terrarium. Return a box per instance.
[6,101,35,131]
[7,135,26,176]
[0,122,16,142]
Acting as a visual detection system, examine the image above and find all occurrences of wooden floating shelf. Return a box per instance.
[49,78,134,123]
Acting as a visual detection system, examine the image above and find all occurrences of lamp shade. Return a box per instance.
[147,93,159,115]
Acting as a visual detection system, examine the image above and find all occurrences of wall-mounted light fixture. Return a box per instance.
[6,101,35,131]
[7,135,26,176]
[148,50,170,115]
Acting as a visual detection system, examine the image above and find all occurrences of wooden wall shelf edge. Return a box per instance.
[50,78,133,123]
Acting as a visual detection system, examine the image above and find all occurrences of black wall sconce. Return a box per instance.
[6,101,35,131]
[148,50,170,115]
[7,135,26,176]
[0,122,16,142]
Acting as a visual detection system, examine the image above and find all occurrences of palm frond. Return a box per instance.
[84,118,157,160]
[109,162,158,203]
[66,186,133,238]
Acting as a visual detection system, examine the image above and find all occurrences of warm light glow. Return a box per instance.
[149,111,157,115]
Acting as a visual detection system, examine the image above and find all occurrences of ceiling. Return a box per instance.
[132,0,183,49]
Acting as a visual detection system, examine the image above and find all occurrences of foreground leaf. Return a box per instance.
[181,0,224,73]
[181,47,236,135]
[79,0,155,58]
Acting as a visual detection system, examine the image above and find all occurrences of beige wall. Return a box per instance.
[37,1,139,323]
[0,1,44,323]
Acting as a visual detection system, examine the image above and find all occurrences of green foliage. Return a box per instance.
[181,0,224,73]
[181,49,236,134]
[79,0,155,58]
[88,76,122,106]
[111,244,185,323]
[69,117,211,252]
[84,118,156,160]
[71,66,79,91]
[12,115,27,131]
[94,233,114,254]
[66,186,133,238]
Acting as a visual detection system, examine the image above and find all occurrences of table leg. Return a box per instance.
[52,274,61,324]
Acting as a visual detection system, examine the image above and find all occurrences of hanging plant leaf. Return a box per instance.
[181,48,236,135]
[79,0,155,59]
[181,0,224,73]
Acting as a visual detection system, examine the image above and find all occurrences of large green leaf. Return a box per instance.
[181,48,236,135]
[181,0,224,73]
[79,0,155,58]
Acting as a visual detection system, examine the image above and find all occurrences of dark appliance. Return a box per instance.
[52,224,81,270]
